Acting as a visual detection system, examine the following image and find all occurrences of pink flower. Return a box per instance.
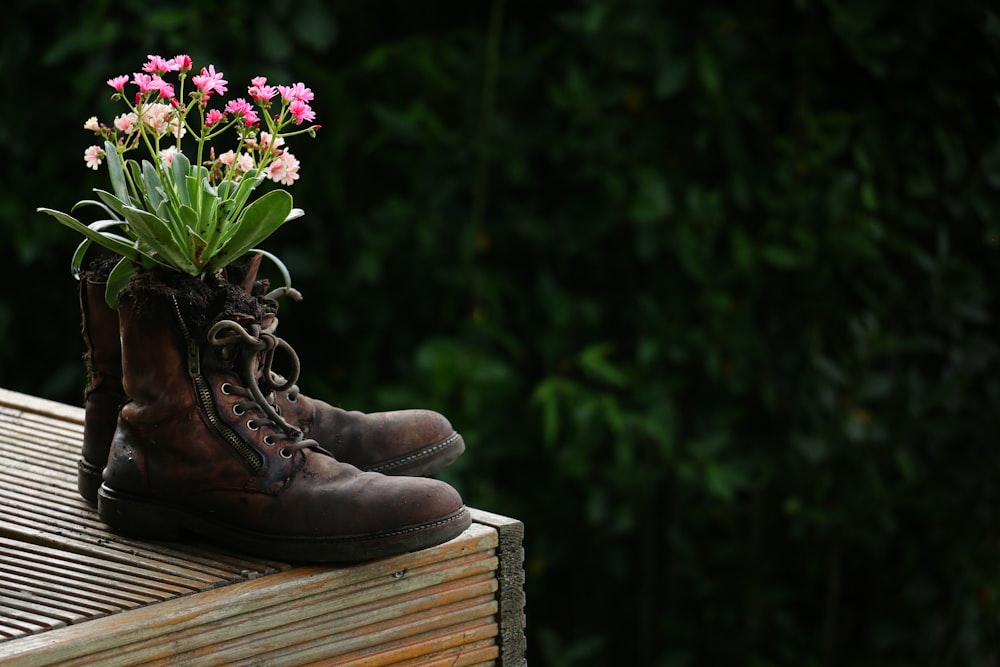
[156,80,175,100]
[288,100,316,125]
[205,108,226,127]
[265,151,300,186]
[192,65,228,98]
[83,116,101,132]
[113,112,138,133]
[277,82,314,103]
[257,132,284,152]
[224,98,259,126]
[132,73,154,93]
[84,145,104,170]
[248,77,277,103]
[143,55,181,74]
[172,54,193,73]
[236,152,255,172]
[218,150,255,178]
[107,75,129,92]
[132,73,173,98]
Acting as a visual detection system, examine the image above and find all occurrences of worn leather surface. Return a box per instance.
[104,284,467,540]
[79,279,127,474]
[79,275,463,481]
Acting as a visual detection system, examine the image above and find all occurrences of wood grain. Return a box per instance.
[0,387,526,665]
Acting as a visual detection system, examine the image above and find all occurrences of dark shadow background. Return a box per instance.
[2,1,1000,664]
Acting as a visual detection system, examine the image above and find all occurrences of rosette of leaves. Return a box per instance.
[38,139,301,305]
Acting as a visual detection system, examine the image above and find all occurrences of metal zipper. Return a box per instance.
[170,295,263,473]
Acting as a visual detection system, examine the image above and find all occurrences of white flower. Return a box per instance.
[159,145,179,167]
[83,145,104,170]
[265,151,300,186]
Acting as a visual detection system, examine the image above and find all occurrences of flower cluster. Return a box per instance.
[39,54,321,303]
[82,54,318,189]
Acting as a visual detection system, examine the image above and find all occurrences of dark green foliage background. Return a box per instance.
[3,1,999,664]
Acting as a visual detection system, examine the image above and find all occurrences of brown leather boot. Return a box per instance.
[98,272,470,562]
[78,273,128,503]
[76,272,465,503]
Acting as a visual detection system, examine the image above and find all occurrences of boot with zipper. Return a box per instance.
[98,271,470,562]
[76,265,465,503]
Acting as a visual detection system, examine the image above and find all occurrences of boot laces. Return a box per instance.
[207,318,323,459]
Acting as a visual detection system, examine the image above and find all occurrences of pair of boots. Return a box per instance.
[78,265,470,562]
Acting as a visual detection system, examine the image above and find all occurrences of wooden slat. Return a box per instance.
[1,525,497,667]
[371,641,500,667]
[159,581,499,666]
[0,497,277,584]
[0,390,86,425]
[82,553,499,666]
[0,572,127,614]
[469,508,526,665]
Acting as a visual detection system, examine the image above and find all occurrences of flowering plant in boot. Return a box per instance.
[38,54,319,304]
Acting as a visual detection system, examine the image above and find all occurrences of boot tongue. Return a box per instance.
[239,253,265,293]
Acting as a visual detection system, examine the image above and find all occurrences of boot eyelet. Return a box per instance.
[233,404,245,416]
[247,420,259,431]
[221,382,232,395]
[263,435,276,446]
[279,447,293,459]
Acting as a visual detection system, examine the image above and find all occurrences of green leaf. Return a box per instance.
[580,342,629,388]
[141,160,166,211]
[72,198,123,222]
[759,244,802,269]
[179,204,200,233]
[104,140,133,205]
[88,219,130,236]
[205,190,296,272]
[93,189,128,218]
[104,256,135,308]
[196,194,220,246]
[126,160,143,204]
[121,205,200,274]
[170,151,193,206]
[151,199,202,270]
[185,174,201,212]
[154,199,197,249]
[37,207,140,261]
[70,239,91,278]
[221,169,265,221]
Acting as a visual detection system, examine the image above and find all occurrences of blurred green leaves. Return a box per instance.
[4,0,1000,665]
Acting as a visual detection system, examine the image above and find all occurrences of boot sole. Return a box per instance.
[78,458,103,505]
[366,432,466,477]
[97,484,472,563]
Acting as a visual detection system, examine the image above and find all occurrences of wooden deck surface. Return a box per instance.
[0,388,525,666]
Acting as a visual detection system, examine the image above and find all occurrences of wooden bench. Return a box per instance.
[0,388,526,666]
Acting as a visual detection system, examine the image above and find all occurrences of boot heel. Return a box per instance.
[77,458,103,505]
[97,485,183,540]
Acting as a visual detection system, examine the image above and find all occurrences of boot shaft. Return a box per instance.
[80,278,123,393]
[117,289,196,418]
[111,271,302,490]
